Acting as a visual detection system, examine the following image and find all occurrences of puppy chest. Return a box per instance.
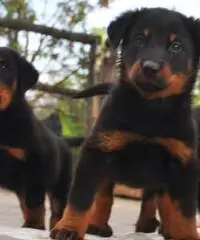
[0,151,26,190]
[109,143,178,188]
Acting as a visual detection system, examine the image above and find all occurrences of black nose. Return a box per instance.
[141,60,162,78]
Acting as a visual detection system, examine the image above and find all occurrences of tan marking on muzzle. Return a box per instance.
[128,63,172,83]
[0,81,16,110]
[127,62,142,81]
[146,74,188,99]
[159,65,172,79]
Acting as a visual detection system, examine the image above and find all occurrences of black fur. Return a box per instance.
[51,8,200,240]
[0,47,79,230]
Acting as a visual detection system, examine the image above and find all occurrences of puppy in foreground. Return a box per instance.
[51,8,200,240]
[0,47,84,230]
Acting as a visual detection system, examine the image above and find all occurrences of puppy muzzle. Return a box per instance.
[0,81,16,110]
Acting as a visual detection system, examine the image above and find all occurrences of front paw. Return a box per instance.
[22,222,45,230]
[86,223,113,237]
[135,217,160,233]
[50,228,83,240]
[50,216,61,230]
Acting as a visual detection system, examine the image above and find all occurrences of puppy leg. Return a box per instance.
[50,147,109,240]
[87,180,114,237]
[22,204,45,230]
[157,164,199,240]
[135,189,160,233]
[16,190,26,220]
[21,164,46,230]
[17,189,45,230]
[49,193,66,230]
[49,174,71,229]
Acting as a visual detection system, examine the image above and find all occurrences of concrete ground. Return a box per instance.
[0,189,197,240]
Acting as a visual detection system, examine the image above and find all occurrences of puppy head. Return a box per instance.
[107,8,200,99]
[0,47,38,110]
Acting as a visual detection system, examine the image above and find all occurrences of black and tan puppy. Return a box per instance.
[0,47,83,230]
[73,88,200,235]
[51,8,200,240]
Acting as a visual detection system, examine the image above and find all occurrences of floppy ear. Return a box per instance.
[191,20,200,61]
[183,17,200,64]
[17,54,39,92]
[107,9,143,49]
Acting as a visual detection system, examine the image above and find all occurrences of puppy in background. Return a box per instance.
[0,47,78,230]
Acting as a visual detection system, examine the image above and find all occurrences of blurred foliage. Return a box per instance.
[0,0,36,51]
[0,0,111,136]
[193,71,200,106]
[60,112,85,137]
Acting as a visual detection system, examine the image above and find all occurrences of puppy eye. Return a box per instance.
[0,59,6,69]
[168,41,182,53]
[133,34,146,46]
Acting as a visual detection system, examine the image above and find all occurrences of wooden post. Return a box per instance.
[90,44,117,128]
[85,41,98,133]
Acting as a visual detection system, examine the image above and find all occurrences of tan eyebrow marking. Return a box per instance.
[170,33,177,42]
[144,28,150,36]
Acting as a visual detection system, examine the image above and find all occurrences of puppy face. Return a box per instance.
[0,48,38,110]
[107,8,200,99]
